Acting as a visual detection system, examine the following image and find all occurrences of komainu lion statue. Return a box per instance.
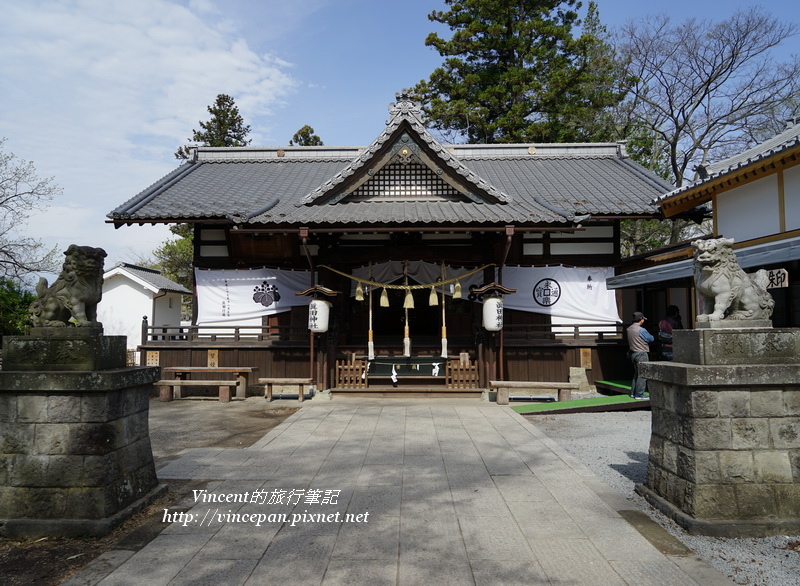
[692,237,774,322]
[29,244,107,327]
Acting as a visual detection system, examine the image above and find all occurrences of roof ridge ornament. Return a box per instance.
[387,91,423,126]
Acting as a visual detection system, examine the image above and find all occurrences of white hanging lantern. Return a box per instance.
[482,296,503,331]
[308,299,332,333]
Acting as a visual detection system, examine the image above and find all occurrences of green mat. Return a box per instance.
[511,393,648,414]
[594,380,632,392]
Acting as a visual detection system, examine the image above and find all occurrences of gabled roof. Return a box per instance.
[104,262,191,295]
[109,95,672,229]
[654,121,800,217]
[298,94,511,206]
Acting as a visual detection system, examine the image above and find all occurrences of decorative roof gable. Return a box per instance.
[298,93,512,206]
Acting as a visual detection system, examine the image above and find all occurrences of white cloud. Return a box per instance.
[0,0,298,269]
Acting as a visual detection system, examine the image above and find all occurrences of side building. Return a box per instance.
[98,262,191,360]
[609,120,800,329]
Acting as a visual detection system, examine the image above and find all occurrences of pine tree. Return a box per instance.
[289,125,323,146]
[413,1,624,143]
[175,94,252,159]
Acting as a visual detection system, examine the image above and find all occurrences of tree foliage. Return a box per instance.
[0,138,60,282]
[413,4,799,256]
[0,278,36,338]
[153,224,194,290]
[412,0,626,143]
[175,94,252,159]
[289,125,323,146]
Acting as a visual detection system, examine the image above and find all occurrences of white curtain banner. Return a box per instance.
[195,267,311,325]
[501,266,620,323]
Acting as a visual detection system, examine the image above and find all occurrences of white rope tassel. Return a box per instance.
[429,286,438,306]
[440,261,448,358]
[367,275,375,360]
[403,336,411,357]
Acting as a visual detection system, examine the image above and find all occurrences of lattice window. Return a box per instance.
[349,160,462,200]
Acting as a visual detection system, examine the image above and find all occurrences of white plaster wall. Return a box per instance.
[153,293,183,329]
[716,175,780,242]
[550,242,615,255]
[785,165,800,232]
[98,277,152,349]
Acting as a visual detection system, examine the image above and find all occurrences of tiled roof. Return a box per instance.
[653,121,800,206]
[298,94,512,206]
[109,96,672,228]
[106,262,191,294]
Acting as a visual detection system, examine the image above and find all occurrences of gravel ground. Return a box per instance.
[526,410,800,586]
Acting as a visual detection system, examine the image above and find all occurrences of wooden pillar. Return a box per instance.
[485,331,498,384]
[316,334,326,391]
[309,329,315,386]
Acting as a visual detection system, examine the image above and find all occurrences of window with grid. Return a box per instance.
[349,161,462,200]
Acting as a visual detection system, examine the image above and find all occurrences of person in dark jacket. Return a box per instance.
[626,311,654,399]
[658,305,683,360]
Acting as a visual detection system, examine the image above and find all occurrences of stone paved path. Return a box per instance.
[64,400,732,585]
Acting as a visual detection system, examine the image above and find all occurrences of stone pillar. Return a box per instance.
[638,327,800,537]
[0,329,163,537]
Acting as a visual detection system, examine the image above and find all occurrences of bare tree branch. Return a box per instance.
[617,7,800,188]
[0,138,61,283]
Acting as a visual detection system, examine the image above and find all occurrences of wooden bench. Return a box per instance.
[162,366,257,399]
[156,379,240,403]
[489,380,580,405]
[259,378,313,403]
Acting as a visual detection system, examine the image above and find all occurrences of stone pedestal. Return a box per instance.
[3,328,126,371]
[0,330,163,537]
[638,327,800,537]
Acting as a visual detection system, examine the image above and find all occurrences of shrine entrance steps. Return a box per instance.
[330,384,484,399]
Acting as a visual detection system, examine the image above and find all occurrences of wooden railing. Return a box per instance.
[142,324,299,344]
[503,322,624,343]
[141,322,624,346]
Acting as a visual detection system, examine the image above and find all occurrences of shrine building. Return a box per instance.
[108,94,673,395]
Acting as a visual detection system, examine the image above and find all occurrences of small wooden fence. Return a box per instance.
[446,358,480,389]
[335,359,369,388]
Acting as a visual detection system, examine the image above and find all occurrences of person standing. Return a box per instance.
[658,305,683,361]
[627,311,654,399]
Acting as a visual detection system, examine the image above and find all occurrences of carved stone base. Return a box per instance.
[673,328,800,365]
[2,333,126,371]
[695,319,772,329]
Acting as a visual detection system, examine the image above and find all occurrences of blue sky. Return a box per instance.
[1,0,797,273]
